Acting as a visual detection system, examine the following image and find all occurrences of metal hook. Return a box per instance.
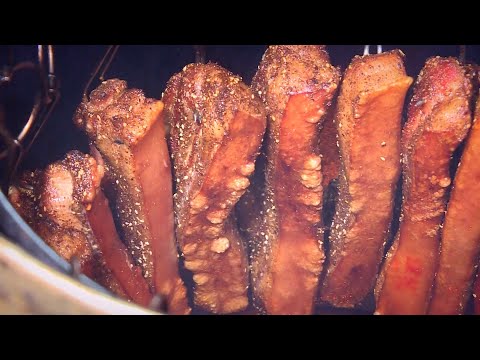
[194,45,206,64]
[363,45,383,56]
[82,45,120,101]
[459,45,466,64]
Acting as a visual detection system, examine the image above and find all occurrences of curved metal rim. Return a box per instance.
[0,233,156,314]
[0,189,112,295]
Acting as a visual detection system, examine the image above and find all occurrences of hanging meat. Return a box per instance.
[238,45,340,314]
[375,57,472,315]
[162,63,267,314]
[8,151,152,306]
[429,74,479,315]
[320,50,413,308]
[74,80,190,314]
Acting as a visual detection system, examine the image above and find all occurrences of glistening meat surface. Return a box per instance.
[375,57,472,315]
[242,45,340,314]
[74,80,189,314]
[163,63,266,314]
[8,151,152,305]
[429,84,479,315]
[320,50,413,308]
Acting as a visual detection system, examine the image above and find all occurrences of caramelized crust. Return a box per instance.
[74,79,190,314]
[8,151,146,302]
[375,57,472,314]
[320,50,413,308]
[245,45,340,314]
[163,63,266,313]
[429,89,480,315]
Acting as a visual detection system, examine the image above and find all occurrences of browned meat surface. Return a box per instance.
[87,187,152,307]
[74,80,189,314]
[239,45,340,314]
[8,151,152,305]
[429,84,479,315]
[375,57,472,315]
[320,50,413,308]
[163,63,266,313]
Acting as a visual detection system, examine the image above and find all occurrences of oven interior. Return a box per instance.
[1,45,479,315]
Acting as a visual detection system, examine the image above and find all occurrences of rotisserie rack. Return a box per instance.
[1,45,479,315]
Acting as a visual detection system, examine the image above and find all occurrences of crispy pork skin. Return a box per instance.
[163,63,266,313]
[8,151,152,305]
[320,50,413,308]
[375,57,472,315]
[429,87,479,315]
[241,45,340,314]
[74,79,190,314]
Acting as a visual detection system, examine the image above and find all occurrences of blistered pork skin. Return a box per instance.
[320,50,413,308]
[8,151,151,305]
[74,80,190,314]
[163,63,266,314]
[375,57,472,315]
[243,45,340,314]
[429,83,479,315]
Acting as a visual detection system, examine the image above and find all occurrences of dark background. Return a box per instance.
[1,44,479,172]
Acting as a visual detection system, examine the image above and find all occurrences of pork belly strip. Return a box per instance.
[320,50,413,308]
[8,151,152,305]
[74,79,190,314]
[429,91,480,315]
[163,63,266,313]
[375,57,472,315]
[241,45,340,314]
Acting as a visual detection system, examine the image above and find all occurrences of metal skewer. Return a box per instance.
[194,45,206,64]
[459,45,466,64]
[82,45,120,101]
[363,45,383,56]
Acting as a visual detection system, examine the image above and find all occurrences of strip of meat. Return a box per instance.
[429,89,479,315]
[88,189,152,306]
[242,45,340,314]
[74,80,190,314]
[163,63,266,313]
[375,57,472,315]
[320,50,413,308]
[8,151,152,305]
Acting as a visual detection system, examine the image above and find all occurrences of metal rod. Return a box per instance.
[82,45,120,100]
[363,45,370,56]
[377,45,383,54]
[99,45,119,81]
[37,45,44,72]
[459,45,466,64]
[194,45,206,64]
[48,45,54,74]
[17,95,41,142]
